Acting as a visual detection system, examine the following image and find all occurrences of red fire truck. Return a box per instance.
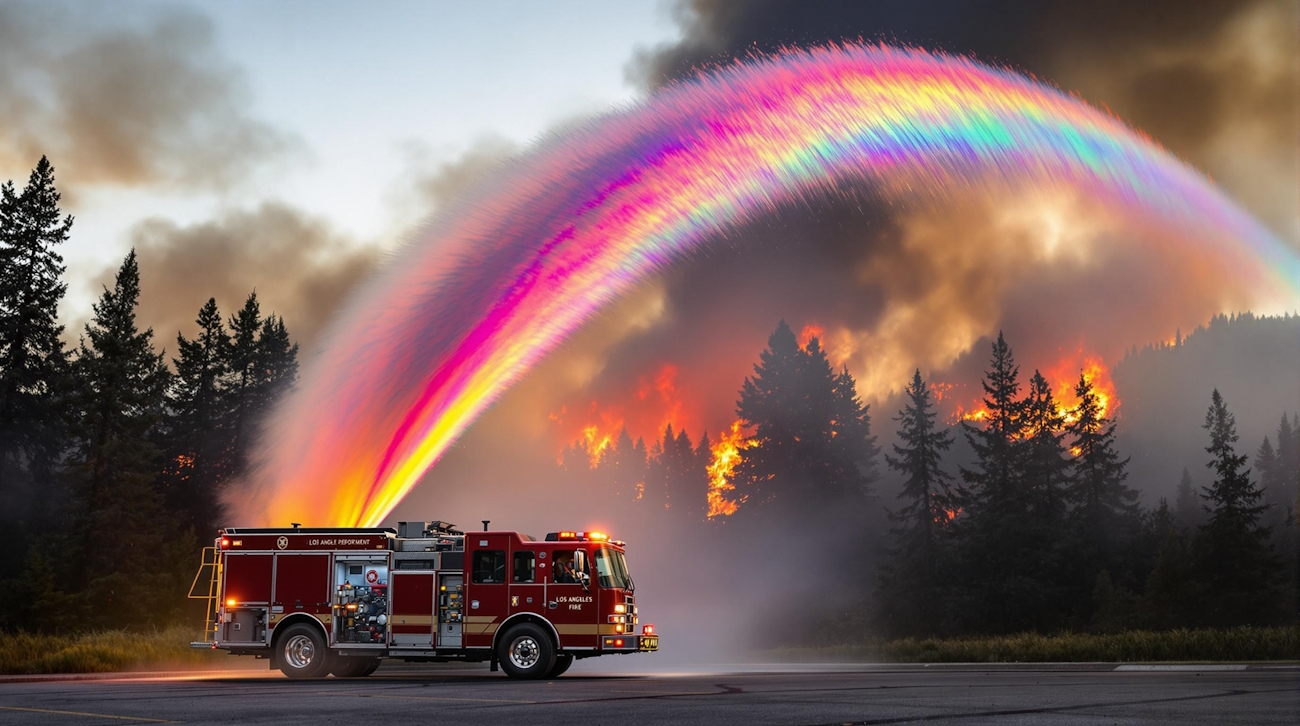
[189,521,657,679]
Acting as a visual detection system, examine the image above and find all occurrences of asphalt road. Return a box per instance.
[1,662,1296,725]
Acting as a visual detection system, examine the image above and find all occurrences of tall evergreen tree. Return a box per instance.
[69,250,187,627]
[1064,373,1140,594]
[225,292,262,477]
[0,157,73,489]
[734,321,806,506]
[880,369,955,635]
[1255,436,1288,529]
[165,298,231,536]
[831,365,880,496]
[957,332,1054,632]
[1020,371,1070,533]
[1197,389,1279,625]
[1273,413,1299,518]
[254,314,299,419]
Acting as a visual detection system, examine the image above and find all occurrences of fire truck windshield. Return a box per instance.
[593,546,632,589]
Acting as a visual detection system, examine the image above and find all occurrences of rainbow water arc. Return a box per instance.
[237,44,1300,527]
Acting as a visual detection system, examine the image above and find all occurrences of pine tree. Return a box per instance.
[1256,436,1288,529]
[165,298,231,536]
[0,157,73,494]
[1197,389,1279,626]
[734,321,806,507]
[225,292,262,477]
[1064,373,1140,594]
[254,314,298,418]
[880,369,955,635]
[1273,414,1298,519]
[1021,371,1070,534]
[1174,468,1202,531]
[831,366,880,496]
[69,250,183,627]
[958,332,1049,632]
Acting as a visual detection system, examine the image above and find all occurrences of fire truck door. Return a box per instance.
[464,534,510,648]
[389,571,435,647]
[545,546,599,649]
[508,546,543,621]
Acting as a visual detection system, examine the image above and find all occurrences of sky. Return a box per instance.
[0,0,678,331]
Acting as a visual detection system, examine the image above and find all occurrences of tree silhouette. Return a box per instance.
[0,157,73,582]
[880,369,954,635]
[1197,389,1279,626]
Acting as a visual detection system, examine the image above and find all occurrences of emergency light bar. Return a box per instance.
[544,531,611,542]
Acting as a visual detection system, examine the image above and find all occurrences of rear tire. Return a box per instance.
[330,657,380,677]
[276,623,331,679]
[545,653,574,678]
[497,623,555,679]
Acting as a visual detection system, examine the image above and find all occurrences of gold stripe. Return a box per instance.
[0,705,179,724]
[462,623,499,636]
[463,615,495,623]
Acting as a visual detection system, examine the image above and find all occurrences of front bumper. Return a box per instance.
[600,633,660,652]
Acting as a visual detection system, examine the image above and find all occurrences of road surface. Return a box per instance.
[1,662,1296,725]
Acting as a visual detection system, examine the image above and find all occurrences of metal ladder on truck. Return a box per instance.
[188,546,221,648]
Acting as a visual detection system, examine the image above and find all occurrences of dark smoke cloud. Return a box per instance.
[0,1,297,196]
[88,202,378,354]
[629,0,1299,240]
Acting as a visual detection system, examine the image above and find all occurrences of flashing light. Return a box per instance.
[225,598,236,607]
[587,531,608,541]
[613,604,626,614]
[615,639,624,647]
[615,624,623,633]
[219,538,230,548]
[643,624,655,635]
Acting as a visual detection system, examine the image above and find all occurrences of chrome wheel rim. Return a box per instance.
[509,636,540,669]
[285,634,316,669]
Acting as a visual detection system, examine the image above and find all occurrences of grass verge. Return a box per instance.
[768,626,1300,663]
[0,626,240,675]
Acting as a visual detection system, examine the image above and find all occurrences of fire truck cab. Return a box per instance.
[190,521,657,679]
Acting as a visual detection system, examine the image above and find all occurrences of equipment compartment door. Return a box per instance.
[389,572,434,648]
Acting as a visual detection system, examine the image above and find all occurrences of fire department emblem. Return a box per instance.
[276,536,288,550]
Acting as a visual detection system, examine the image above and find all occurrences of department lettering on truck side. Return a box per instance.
[189,521,659,681]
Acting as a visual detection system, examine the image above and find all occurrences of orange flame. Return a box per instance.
[1046,351,1119,424]
[706,420,751,518]
[798,323,825,348]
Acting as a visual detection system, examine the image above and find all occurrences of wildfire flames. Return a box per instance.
[1046,353,1119,423]
[706,421,752,518]
[941,350,1120,429]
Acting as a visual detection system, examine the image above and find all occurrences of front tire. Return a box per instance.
[276,623,331,679]
[497,623,555,679]
[545,653,574,678]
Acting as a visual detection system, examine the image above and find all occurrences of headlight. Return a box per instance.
[614,604,626,614]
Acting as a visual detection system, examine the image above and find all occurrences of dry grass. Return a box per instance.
[0,627,241,675]
[769,626,1300,663]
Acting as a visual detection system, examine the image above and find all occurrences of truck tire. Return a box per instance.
[545,653,574,678]
[497,623,555,680]
[276,623,331,679]
[330,657,380,677]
